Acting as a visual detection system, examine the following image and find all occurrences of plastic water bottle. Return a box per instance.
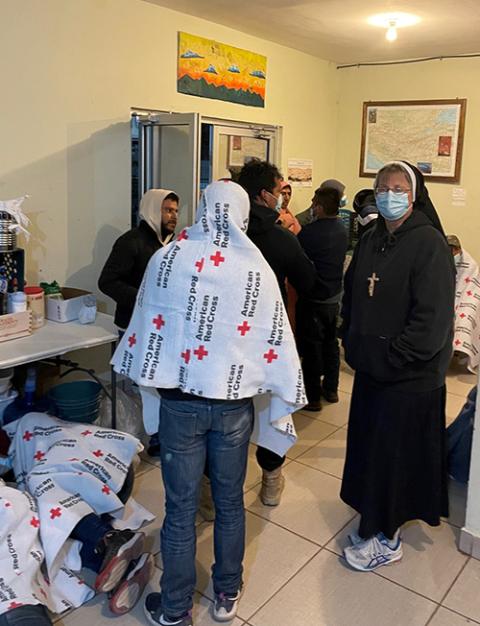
[24,367,36,407]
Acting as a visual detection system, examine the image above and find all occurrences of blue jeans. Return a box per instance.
[159,396,253,617]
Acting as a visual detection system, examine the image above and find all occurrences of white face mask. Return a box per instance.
[266,191,283,213]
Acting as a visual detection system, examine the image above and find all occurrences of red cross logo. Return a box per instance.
[466,277,471,283]
[194,345,209,360]
[93,449,104,458]
[81,430,92,436]
[128,333,137,348]
[237,321,251,336]
[467,290,473,297]
[34,451,45,462]
[195,258,205,273]
[23,430,33,442]
[181,349,191,364]
[102,485,111,495]
[30,516,40,528]
[153,315,165,330]
[8,602,23,610]
[264,349,278,364]
[210,251,225,267]
[177,229,189,241]
[459,313,466,318]
[50,507,62,520]
[455,339,462,346]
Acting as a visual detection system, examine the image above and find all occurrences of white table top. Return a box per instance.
[0,312,118,368]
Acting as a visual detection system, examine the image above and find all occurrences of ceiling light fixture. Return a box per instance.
[386,20,398,42]
[368,12,420,42]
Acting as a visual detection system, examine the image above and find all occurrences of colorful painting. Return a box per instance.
[177,32,267,108]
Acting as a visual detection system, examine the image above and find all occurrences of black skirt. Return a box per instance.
[340,372,449,539]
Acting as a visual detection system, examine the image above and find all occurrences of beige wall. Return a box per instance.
[0,0,338,299]
[335,58,480,258]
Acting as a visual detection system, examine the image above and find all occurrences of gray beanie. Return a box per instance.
[319,178,346,196]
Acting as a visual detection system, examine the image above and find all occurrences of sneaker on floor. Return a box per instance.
[260,467,285,506]
[198,475,215,522]
[347,530,364,546]
[109,552,154,615]
[144,594,193,626]
[303,401,322,412]
[321,388,339,403]
[94,529,145,593]
[213,589,242,622]
[344,531,402,572]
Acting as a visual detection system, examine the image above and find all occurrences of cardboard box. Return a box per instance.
[0,310,32,342]
[46,287,93,323]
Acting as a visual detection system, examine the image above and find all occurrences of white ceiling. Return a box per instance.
[144,0,480,64]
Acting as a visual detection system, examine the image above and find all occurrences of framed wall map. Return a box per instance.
[360,99,467,183]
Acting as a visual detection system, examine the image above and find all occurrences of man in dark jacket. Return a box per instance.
[238,159,317,507]
[296,187,348,410]
[99,189,178,457]
[98,189,179,329]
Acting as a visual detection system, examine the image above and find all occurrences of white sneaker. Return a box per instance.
[348,531,363,546]
[212,589,242,622]
[344,531,402,571]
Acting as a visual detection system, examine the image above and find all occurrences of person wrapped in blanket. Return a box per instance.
[447,386,476,484]
[0,412,155,624]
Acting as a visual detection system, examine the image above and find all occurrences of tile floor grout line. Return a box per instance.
[243,545,324,624]
[291,457,345,481]
[436,555,476,620]
[321,545,457,610]
[245,508,324,548]
[436,604,480,625]
[287,423,344,463]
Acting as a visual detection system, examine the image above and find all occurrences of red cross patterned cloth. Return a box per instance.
[111,181,307,457]
[454,249,480,372]
[3,413,154,594]
[0,479,94,616]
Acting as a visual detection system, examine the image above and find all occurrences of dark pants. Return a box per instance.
[0,605,52,626]
[296,300,340,403]
[70,464,135,571]
[256,446,285,472]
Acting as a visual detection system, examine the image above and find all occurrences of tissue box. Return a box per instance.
[46,287,94,323]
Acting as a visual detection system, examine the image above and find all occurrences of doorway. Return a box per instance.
[131,110,281,228]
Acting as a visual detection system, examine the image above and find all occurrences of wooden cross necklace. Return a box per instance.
[367,272,380,297]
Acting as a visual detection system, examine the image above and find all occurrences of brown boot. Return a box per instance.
[260,467,285,506]
[198,475,215,522]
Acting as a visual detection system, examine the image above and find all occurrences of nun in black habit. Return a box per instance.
[340,161,455,572]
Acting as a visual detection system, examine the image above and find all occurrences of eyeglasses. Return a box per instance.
[375,187,411,195]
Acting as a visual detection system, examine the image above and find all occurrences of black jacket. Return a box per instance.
[98,221,164,328]
[297,217,348,301]
[342,211,455,392]
[247,202,316,302]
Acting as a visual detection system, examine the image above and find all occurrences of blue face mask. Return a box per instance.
[375,191,410,221]
[340,195,348,207]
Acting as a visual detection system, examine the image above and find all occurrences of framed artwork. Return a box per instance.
[177,32,267,108]
[228,135,268,167]
[360,99,467,182]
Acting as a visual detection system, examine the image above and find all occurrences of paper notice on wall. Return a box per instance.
[287,159,313,187]
[452,187,467,207]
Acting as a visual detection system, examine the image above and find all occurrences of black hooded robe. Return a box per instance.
[340,209,455,538]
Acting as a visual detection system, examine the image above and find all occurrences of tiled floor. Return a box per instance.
[55,363,479,626]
